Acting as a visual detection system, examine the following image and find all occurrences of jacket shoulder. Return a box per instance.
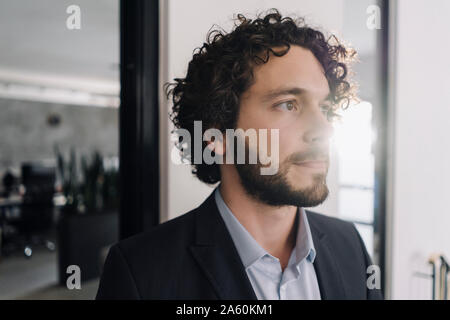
[114,207,198,259]
[305,210,383,299]
[97,207,202,299]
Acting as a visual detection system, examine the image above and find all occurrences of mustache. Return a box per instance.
[286,147,329,164]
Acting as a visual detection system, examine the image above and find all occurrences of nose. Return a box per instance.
[303,107,334,145]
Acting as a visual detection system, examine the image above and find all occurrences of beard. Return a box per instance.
[234,141,329,208]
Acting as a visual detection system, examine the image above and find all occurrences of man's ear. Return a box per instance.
[205,133,226,156]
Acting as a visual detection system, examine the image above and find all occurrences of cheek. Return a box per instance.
[254,127,299,165]
[236,103,306,159]
[236,109,274,131]
[251,123,295,161]
[277,129,299,162]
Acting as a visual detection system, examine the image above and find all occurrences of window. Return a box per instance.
[333,101,376,256]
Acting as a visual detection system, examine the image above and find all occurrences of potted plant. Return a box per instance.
[54,146,119,285]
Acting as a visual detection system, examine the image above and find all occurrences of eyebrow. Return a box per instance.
[260,86,331,103]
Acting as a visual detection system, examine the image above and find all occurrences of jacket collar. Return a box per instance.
[306,210,347,299]
[189,190,258,299]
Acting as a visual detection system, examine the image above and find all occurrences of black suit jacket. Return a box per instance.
[96,190,383,300]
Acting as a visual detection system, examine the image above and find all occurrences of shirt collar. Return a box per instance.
[295,207,317,264]
[215,187,267,268]
[214,186,317,269]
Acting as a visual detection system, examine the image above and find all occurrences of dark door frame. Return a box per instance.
[373,0,390,296]
[119,0,160,239]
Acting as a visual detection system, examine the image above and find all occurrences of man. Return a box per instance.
[96,10,383,300]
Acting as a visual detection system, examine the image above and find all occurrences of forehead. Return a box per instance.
[245,45,330,100]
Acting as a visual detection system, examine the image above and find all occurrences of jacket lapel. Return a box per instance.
[189,191,258,300]
[306,210,347,299]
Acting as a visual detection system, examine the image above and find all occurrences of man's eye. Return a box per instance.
[276,101,297,111]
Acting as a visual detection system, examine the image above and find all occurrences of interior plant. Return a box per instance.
[54,145,119,215]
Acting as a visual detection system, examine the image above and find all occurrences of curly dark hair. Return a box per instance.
[165,9,357,185]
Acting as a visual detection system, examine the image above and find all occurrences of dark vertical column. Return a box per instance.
[119,0,160,239]
[373,0,390,296]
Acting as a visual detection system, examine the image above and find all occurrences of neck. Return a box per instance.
[219,165,298,264]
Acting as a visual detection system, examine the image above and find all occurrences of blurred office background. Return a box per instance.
[0,0,449,300]
[0,0,119,299]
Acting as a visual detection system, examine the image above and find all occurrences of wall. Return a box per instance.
[389,0,450,299]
